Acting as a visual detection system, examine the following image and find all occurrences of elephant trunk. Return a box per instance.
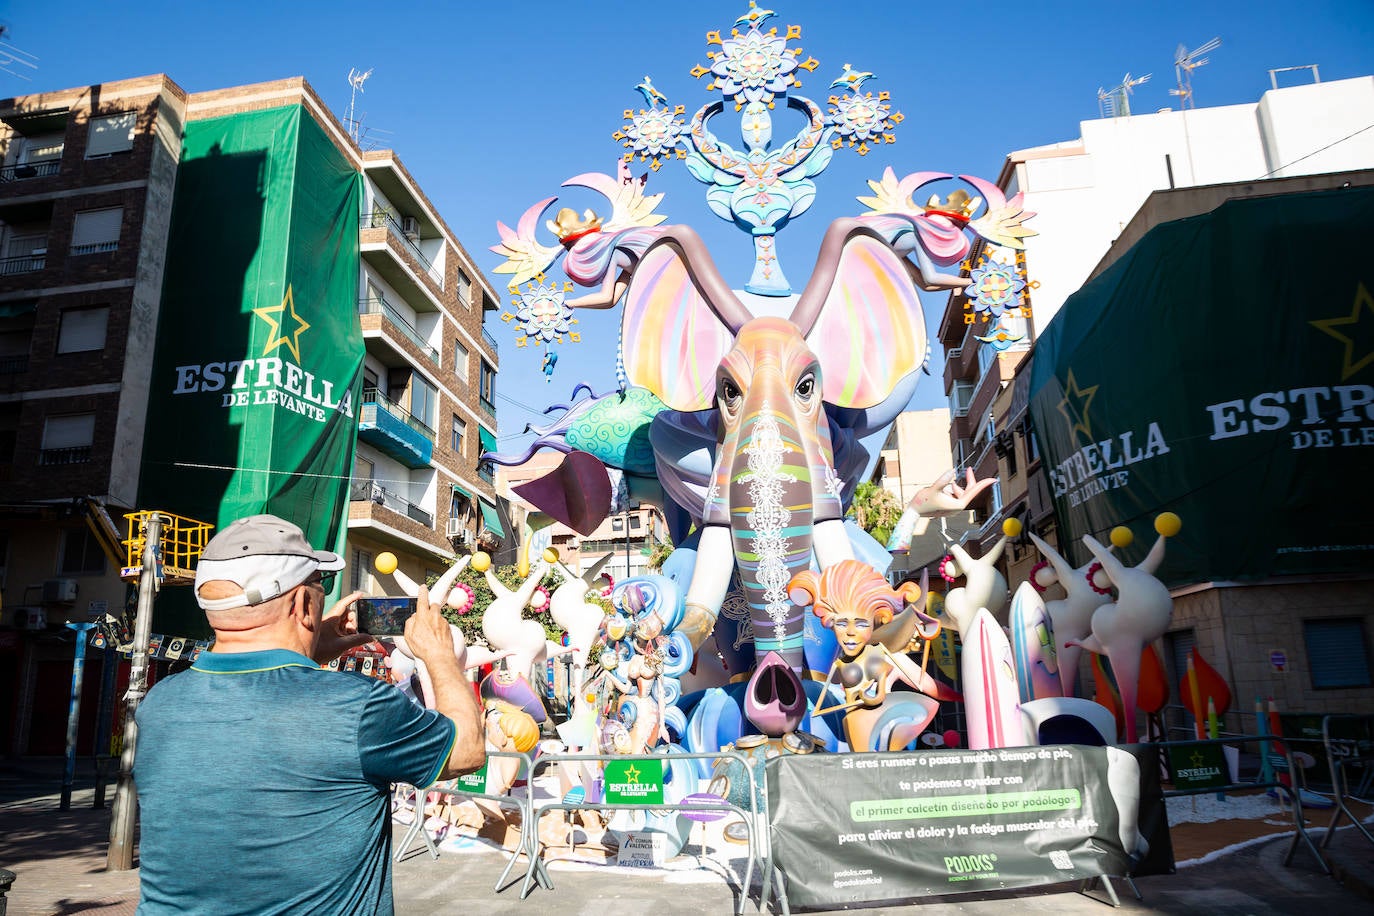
[728,403,823,671]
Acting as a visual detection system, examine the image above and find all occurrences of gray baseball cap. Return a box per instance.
[194,514,345,611]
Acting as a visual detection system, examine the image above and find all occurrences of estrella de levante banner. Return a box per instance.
[140,105,363,634]
[1029,187,1374,585]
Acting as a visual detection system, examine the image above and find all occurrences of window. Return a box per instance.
[1163,629,1196,695]
[1005,436,1019,477]
[21,132,65,164]
[40,412,95,464]
[0,404,17,464]
[351,549,373,593]
[949,380,974,417]
[410,375,437,430]
[1026,427,1040,463]
[611,517,625,532]
[630,515,642,531]
[479,359,496,412]
[86,112,136,157]
[6,233,46,259]
[454,339,469,381]
[1304,619,1373,689]
[57,306,109,354]
[977,341,996,378]
[457,269,471,307]
[60,527,105,575]
[451,414,466,455]
[71,207,122,255]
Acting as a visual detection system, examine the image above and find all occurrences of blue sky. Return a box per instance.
[5,0,1372,451]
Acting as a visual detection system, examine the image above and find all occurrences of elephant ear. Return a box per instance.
[620,228,748,412]
[791,220,927,409]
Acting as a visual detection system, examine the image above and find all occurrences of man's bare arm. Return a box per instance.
[403,588,485,777]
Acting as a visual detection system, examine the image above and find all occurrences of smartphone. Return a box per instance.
[356,596,418,637]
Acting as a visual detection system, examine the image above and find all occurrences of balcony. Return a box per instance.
[349,478,434,528]
[359,211,445,311]
[481,326,500,357]
[0,160,60,182]
[0,354,29,374]
[358,296,440,364]
[0,253,45,276]
[38,446,92,466]
[358,387,434,468]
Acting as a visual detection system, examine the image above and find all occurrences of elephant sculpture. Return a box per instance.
[1063,525,1175,742]
[619,220,929,673]
[1028,531,1114,699]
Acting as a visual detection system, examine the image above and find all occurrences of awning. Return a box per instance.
[451,482,472,500]
[477,426,497,457]
[478,499,505,538]
[0,300,38,319]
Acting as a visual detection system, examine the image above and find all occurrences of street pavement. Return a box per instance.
[2,758,1371,915]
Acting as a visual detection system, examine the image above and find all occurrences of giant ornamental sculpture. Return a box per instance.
[480,2,1087,762]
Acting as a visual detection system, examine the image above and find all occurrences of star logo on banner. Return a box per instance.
[1057,369,1098,442]
[1310,282,1374,381]
[253,285,311,363]
[623,764,641,784]
[1189,751,1207,768]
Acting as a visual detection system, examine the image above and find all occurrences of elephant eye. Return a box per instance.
[720,378,741,407]
[795,374,816,402]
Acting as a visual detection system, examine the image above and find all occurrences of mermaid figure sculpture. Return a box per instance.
[791,561,951,751]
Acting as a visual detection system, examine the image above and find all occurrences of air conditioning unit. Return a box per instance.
[41,578,78,604]
[401,216,420,240]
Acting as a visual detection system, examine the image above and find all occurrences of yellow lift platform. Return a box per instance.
[119,510,215,585]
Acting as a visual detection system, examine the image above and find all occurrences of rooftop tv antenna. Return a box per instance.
[344,67,372,144]
[1096,86,1116,118]
[1169,37,1221,109]
[0,26,39,80]
[1108,72,1151,117]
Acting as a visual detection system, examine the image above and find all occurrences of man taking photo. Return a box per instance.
[133,514,484,914]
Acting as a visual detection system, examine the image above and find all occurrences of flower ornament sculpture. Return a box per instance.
[503,277,579,348]
[616,77,688,171]
[966,260,1026,317]
[826,68,901,154]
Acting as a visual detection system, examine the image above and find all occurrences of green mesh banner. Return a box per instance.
[1029,187,1374,586]
[141,106,363,634]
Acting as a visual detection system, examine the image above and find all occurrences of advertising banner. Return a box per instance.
[603,757,664,805]
[1028,187,1374,585]
[766,745,1170,908]
[140,106,363,634]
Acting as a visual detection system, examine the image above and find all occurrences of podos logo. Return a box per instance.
[944,852,998,879]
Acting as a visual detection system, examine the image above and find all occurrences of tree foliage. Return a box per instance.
[849,480,903,546]
[426,562,566,647]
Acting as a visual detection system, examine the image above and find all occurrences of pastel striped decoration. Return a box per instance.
[807,236,925,409]
[620,244,734,411]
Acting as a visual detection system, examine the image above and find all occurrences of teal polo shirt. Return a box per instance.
[134,648,456,915]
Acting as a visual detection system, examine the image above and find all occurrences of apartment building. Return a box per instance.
[936,73,1374,711]
[0,74,504,755]
[939,75,1374,581]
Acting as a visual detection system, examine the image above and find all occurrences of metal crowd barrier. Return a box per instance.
[1155,736,1330,874]
[1319,714,1374,852]
[519,750,772,916]
[392,749,537,892]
